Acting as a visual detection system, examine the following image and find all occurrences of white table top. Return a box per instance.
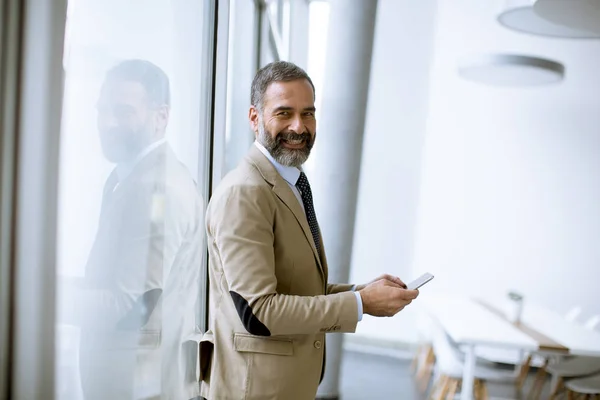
[420,295,539,351]
[483,297,600,357]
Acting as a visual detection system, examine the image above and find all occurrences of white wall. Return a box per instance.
[351,0,600,345]
[412,0,600,322]
[349,0,439,343]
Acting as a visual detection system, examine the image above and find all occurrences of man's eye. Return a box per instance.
[277,111,290,117]
[304,112,315,117]
[114,108,135,119]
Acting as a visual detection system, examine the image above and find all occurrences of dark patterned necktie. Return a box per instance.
[296,172,321,257]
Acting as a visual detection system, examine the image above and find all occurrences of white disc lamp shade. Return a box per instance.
[498,0,600,38]
[534,0,600,35]
[458,54,565,86]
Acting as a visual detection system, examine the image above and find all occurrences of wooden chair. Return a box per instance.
[564,373,600,399]
[529,315,600,399]
[480,306,584,391]
[412,312,438,393]
[427,325,515,400]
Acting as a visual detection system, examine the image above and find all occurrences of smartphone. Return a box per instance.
[406,273,434,290]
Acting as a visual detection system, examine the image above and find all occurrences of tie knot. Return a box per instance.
[296,172,309,188]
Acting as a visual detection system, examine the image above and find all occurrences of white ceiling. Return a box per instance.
[430,0,600,120]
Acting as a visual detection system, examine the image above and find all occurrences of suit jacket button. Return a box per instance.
[314,340,322,349]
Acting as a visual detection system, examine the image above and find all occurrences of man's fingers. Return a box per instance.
[402,289,419,300]
[388,288,419,305]
[382,274,407,288]
[393,276,407,288]
[378,274,405,288]
[379,279,397,287]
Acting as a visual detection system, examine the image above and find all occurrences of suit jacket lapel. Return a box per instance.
[246,146,326,280]
[99,143,168,219]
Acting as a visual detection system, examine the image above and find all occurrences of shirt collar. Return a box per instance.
[254,141,301,186]
[116,138,167,182]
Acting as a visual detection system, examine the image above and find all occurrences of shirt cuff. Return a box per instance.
[354,291,363,321]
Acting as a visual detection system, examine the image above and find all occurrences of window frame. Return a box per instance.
[3,0,229,397]
[0,0,24,397]
[7,0,68,398]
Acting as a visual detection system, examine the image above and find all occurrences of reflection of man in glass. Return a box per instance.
[68,59,204,400]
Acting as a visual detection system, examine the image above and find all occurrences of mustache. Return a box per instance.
[276,131,312,142]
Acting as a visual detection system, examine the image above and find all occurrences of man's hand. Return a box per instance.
[355,274,406,292]
[358,279,419,317]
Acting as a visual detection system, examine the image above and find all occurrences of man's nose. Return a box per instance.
[98,114,119,131]
[288,115,306,134]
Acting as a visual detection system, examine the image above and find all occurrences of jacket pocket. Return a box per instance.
[183,330,214,383]
[233,333,293,356]
[199,331,214,381]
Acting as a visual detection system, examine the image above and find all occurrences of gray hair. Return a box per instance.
[106,59,171,107]
[251,61,315,112]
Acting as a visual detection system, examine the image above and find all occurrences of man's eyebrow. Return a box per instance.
[271,106,316,112]
[272,106,294,112]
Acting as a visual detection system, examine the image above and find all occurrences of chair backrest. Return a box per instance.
[430,323,464,375]
[584,315,600,331]
[564,306,582,323]
[416,311,436,341]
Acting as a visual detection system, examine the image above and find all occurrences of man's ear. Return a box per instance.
[156,105,170,132]
[249,106,260,135]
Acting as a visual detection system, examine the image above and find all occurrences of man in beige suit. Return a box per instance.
[201,61,419,400]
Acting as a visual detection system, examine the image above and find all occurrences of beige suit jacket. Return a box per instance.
[200,145,359,400]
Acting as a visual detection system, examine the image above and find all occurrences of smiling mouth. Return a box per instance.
[281,138,307,149]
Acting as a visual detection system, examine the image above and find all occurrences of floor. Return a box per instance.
[339,349,553,400]
[340,350,422,400]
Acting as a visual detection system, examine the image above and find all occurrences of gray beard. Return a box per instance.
[256,122,313,168]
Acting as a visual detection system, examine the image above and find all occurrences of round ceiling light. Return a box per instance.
[458,54,565,87]
[534,0,600,35]
[497,0,600,38]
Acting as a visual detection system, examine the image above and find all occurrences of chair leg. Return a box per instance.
[419,349,436,393]
[410,344,421,374]
[415,346,426,379]
[428,375,444,400]
[432,375,449,400]
[446,378,459,400]
[428,375,443,399]
[413,344,431,375]
[528,359,549,400]
[473,379,480,400]
[480,381,489,400]
[549,376,564,400]
[416,345,433,379]
[518,354,533,389]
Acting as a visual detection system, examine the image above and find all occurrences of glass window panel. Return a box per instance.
[55,1,213,398]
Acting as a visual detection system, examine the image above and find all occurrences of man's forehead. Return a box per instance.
[263,80,314,108]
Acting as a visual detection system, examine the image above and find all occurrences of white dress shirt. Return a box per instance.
[254,141,363,321]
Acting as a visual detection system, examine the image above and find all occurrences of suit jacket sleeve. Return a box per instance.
[326,283,354,294]
[209,184,359,337]
[68,181,186,329]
